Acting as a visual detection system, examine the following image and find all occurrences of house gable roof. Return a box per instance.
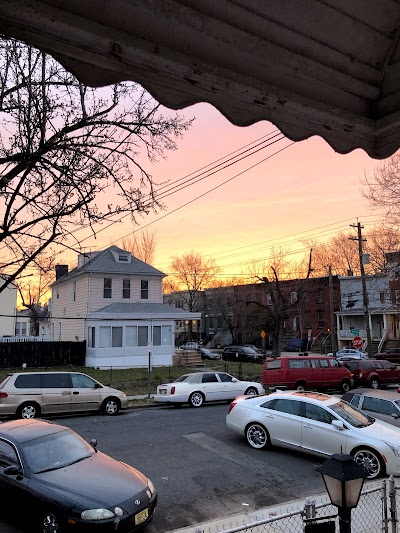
[52,246,165,286]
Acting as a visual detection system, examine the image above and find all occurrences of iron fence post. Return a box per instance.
[389,475,397,533]
[382,478,389,533]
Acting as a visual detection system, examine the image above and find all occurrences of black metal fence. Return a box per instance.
[0,341,86,368]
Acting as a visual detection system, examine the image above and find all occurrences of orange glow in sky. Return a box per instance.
[56,102,381,281]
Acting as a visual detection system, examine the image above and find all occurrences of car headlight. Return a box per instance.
[81,507,123,520]
[147,478,156,498]
[384,441,400,458]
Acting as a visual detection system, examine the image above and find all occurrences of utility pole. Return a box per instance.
[328,265,338,355]
[350,221,373,358]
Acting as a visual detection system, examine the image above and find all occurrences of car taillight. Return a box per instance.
[0,392,8,398]
[170,386,175,395]
[228,401,237,414]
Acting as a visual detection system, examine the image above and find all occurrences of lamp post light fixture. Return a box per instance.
[316,453,369,533]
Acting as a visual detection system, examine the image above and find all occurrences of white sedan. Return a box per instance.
[327,348,368,359]
[226,389,400,479]
[154,372,264,408]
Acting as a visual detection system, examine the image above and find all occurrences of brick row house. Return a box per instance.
[50,246,200,368]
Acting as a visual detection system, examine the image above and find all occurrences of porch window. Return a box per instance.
[112,327,123,347]
[162,325,172,345]
[141,280,149,300]
[123,279,131,299]
[153,326,161,346]
[99,326,122,347]
[126,326,138,347]
[138,326,148,346]
[103,278,112,299]
[87,327,95,348]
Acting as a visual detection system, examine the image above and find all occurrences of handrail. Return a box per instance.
[377,329,388,353]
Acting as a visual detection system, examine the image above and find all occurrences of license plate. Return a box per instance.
[135,508,149,526]
[160,389,167,395]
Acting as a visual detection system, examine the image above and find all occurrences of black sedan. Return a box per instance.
[0,418,157,532]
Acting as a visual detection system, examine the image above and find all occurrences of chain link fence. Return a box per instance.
[194,477,400,533]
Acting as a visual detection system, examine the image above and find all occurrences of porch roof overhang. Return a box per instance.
[3,1,400,159]
[336,307,400,316]
[86,302,202,321]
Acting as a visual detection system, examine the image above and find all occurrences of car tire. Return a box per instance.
[101,397,120,416]
[352,448,384,479]
[369,377,380,389]
[244,387,258,396]
[41,511,60,533]
[189,392,204,408]
[246,423,270,449]
[16,402,41,419]
[295,382,306,391]
[340,379,351,393]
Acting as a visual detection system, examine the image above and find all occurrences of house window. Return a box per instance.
[15,323,20,335]
[126,326,138,347]
[123,279,131,299]
[56,290,59,299]
[266,294,272,305]
[141,280,149,300]
[303,291,309,304]
[396,290,400,305]
[303,311,311,329]
[316,288,323,303]
[118,253,129,262]
[73,281,76,302]
[380,292,385,304]
[317,311,324,328]
[138,326,148,346]
[162,325,172,345]
[103,278,112,299]
[87,327,95,348]
[292,317,298,331]
[290,291,297,304]
[112,327,123,347]
[153,326,161,346]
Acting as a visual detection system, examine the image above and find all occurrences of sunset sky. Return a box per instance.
[56,101,383,281]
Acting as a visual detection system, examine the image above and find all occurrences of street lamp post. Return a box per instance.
[316,453,368,533]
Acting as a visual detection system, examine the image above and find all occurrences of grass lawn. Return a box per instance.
[0,361,265,396]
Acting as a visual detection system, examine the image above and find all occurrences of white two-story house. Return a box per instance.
[0,276,17,338]
[50,246,201,368]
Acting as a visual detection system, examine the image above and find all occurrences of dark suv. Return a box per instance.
[340,358,400,389]
[222,346,265,363]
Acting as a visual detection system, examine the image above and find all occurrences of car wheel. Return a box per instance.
[17,402,41,419]
[369,377,380,389]
[189,392,204,407]
[295,382,306,391]
[244,387,258,396]
[42,511,60,533]
[101,397,120,416]
[352,448,384,479]
[246,423,269,449]
[340,379,351,393]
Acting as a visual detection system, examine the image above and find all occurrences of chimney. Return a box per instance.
[347,269,353,276]
[55,264,68,280]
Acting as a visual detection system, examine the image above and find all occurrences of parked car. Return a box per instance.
[226,389,400,479]
[154,371,264,407]
[0,371,129,419]
[375,348,400,363]
[0,418,157,531]
[342,388,400,428]
[178,342,200,351]
[200,348,221,360]
[339,359,400,389]
[221,346,265,363]
[262,355,353,393]
[243,344,266,355]
[285,338,308,352]
[328,348,368,359]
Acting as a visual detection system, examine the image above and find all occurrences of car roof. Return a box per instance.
[244,390,339,407]
[344,388,400,401]
[8,371,86,377]
[0,418,68,444]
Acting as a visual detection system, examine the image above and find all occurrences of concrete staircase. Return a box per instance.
[173,350,204,367]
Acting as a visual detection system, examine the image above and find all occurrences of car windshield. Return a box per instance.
[330,400,375,427]
[22,429,95,473]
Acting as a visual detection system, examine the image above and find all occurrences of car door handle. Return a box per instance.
[72,391,79,395]
[264,414,274,418]
[303,424,312,429]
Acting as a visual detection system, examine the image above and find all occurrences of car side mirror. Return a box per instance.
[332,420,345,430]
[89,439,98,449]
[232,378,238,382]
[4,465,22,476]
[391,413,399,419]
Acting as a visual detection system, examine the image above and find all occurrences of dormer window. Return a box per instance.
[118,254,129,262]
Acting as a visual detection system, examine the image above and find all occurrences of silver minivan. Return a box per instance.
[0,371,129,419]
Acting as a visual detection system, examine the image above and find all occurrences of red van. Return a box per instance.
[262,356,353,393]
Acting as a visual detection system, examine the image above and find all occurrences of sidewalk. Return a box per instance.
[163,478,384,533]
